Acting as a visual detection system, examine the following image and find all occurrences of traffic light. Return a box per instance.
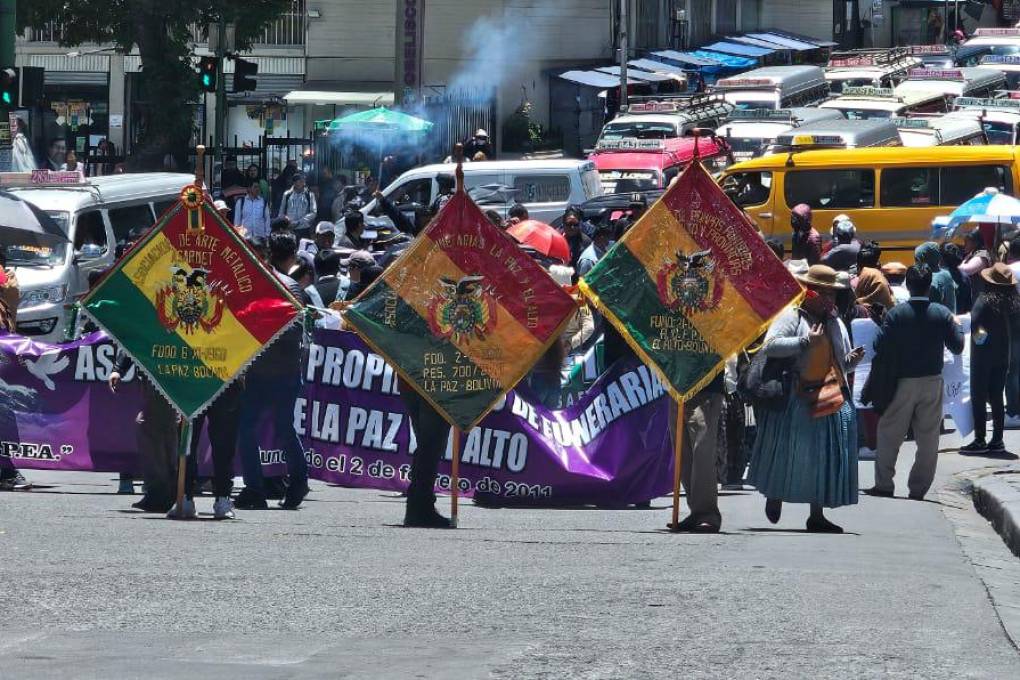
[0,68,18,108]
[233,57,257,92]
[197,56,218,92]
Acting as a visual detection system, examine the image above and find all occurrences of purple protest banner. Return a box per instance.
[0,330,673,506]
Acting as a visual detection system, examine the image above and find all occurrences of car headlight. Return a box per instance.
[19,284,68,309]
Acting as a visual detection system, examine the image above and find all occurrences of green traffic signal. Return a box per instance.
[197,56,218,93]
[1,91,10,105]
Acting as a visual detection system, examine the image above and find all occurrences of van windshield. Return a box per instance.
[2,211,70,267]
[601,121,678,140]
[727,137,772,159]
[599,170,660,194]
[982,120,1015,144]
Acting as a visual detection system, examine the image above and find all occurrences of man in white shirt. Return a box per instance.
[279,173,317,234]
[233,182,270,244]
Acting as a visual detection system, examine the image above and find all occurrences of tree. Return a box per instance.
[19,1,291,169]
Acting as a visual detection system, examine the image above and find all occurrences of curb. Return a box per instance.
[972,465,1020,560]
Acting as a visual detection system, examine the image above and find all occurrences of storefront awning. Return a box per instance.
[703,41,775,58]
[283,90,395,106]
[690,50,758,68]
[594,66,677,82]
[649,50,723,67]
[628,58,689,76]
[749,31,836,49]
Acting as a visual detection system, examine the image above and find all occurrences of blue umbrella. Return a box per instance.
[947,188,1020,238]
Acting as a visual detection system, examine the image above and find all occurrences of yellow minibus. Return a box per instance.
[718,145,1020,258]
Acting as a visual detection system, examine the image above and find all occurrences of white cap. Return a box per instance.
[315,221,336,235]
[213,199,229,212]
[475,128,489,138]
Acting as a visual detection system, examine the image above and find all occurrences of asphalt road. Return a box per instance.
[2,433,1020,679]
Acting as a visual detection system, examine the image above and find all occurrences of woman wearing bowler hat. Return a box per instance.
[748,265,865,533]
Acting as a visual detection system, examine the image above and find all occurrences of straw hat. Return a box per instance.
[881,261,907,277]
[980,262,1017,288]
[796,264,846,290]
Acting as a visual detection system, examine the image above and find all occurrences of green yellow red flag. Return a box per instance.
[579,161,803,402]
[344,190,578,430]
[81,185,302,418]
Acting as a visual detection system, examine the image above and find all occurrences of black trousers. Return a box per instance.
[399,382,449,508]
[185,383,243,499]
[971,357,1007,443]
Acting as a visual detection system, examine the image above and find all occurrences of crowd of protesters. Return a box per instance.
[4,166,1020,537]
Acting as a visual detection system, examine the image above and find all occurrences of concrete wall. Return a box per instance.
[305,2,396,83]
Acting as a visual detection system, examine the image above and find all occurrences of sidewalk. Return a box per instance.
[973,463,1020,559]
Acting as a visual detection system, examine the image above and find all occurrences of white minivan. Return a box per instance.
[3,172,194,343]
[348,160,603,231]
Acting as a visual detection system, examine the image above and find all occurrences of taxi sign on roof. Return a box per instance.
[595,138,667,152]
[890,117,931,129]
[980,55,1020,66]
[715,77,774,89]
[0,170,87,188]
[786,133,844,147]
[907,68,964,81]
[973,28,1020,37]
[841,86,896,98]
[908,44,950,55]
[954,96,1020,110]
[828,55,879,68]
[727,108,794,121]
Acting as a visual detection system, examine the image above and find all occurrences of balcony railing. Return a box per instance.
[29,1,305,46]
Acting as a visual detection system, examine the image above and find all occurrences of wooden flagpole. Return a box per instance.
[450,142,466,529]
[451,429,461,528]
[669,399,685,530]
[171,145,207,519]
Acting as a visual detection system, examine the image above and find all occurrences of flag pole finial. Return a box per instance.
[453,143,465,194]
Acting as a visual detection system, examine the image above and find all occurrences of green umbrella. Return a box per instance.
[327,107,433,133]
[327,107,433,182]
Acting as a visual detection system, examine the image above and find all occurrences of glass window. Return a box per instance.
[940,165,1012,205]
[153,198,177,217]
[107,203,155,243]
[581,168,603,199]
[723,171,772,208]
[73,211,108,250]
[601,121,678,140]
[881,168,939,207]
[387,178,433,207]
[513,174,571,203]
[784,170,875,209]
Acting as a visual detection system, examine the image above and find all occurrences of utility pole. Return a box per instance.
[619,0,629,108]
[0,0,15,67]
[214,17,227,173]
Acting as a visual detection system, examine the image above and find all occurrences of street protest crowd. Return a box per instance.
[2,153,1017,536]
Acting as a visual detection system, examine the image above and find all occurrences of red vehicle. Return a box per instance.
[589,134,733,194]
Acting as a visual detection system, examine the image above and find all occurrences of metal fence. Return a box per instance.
[420,93,497,160]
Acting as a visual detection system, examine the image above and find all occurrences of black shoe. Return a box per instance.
[806,515,844,533]
[986,440,1006,454]
[633,500,652,509]
[264,477,288,500]
[863,487,894,498]
[959,440,988,455]
[131,496,173,513]
[403,504,452,528]
[668,515,720,533]
[908,492,926,501]
[765,498,782,524]
[278,485,309,510]
[233,487,269,510]
[0,471,31,491]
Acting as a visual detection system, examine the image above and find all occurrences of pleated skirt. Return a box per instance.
[748,392,859,508]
